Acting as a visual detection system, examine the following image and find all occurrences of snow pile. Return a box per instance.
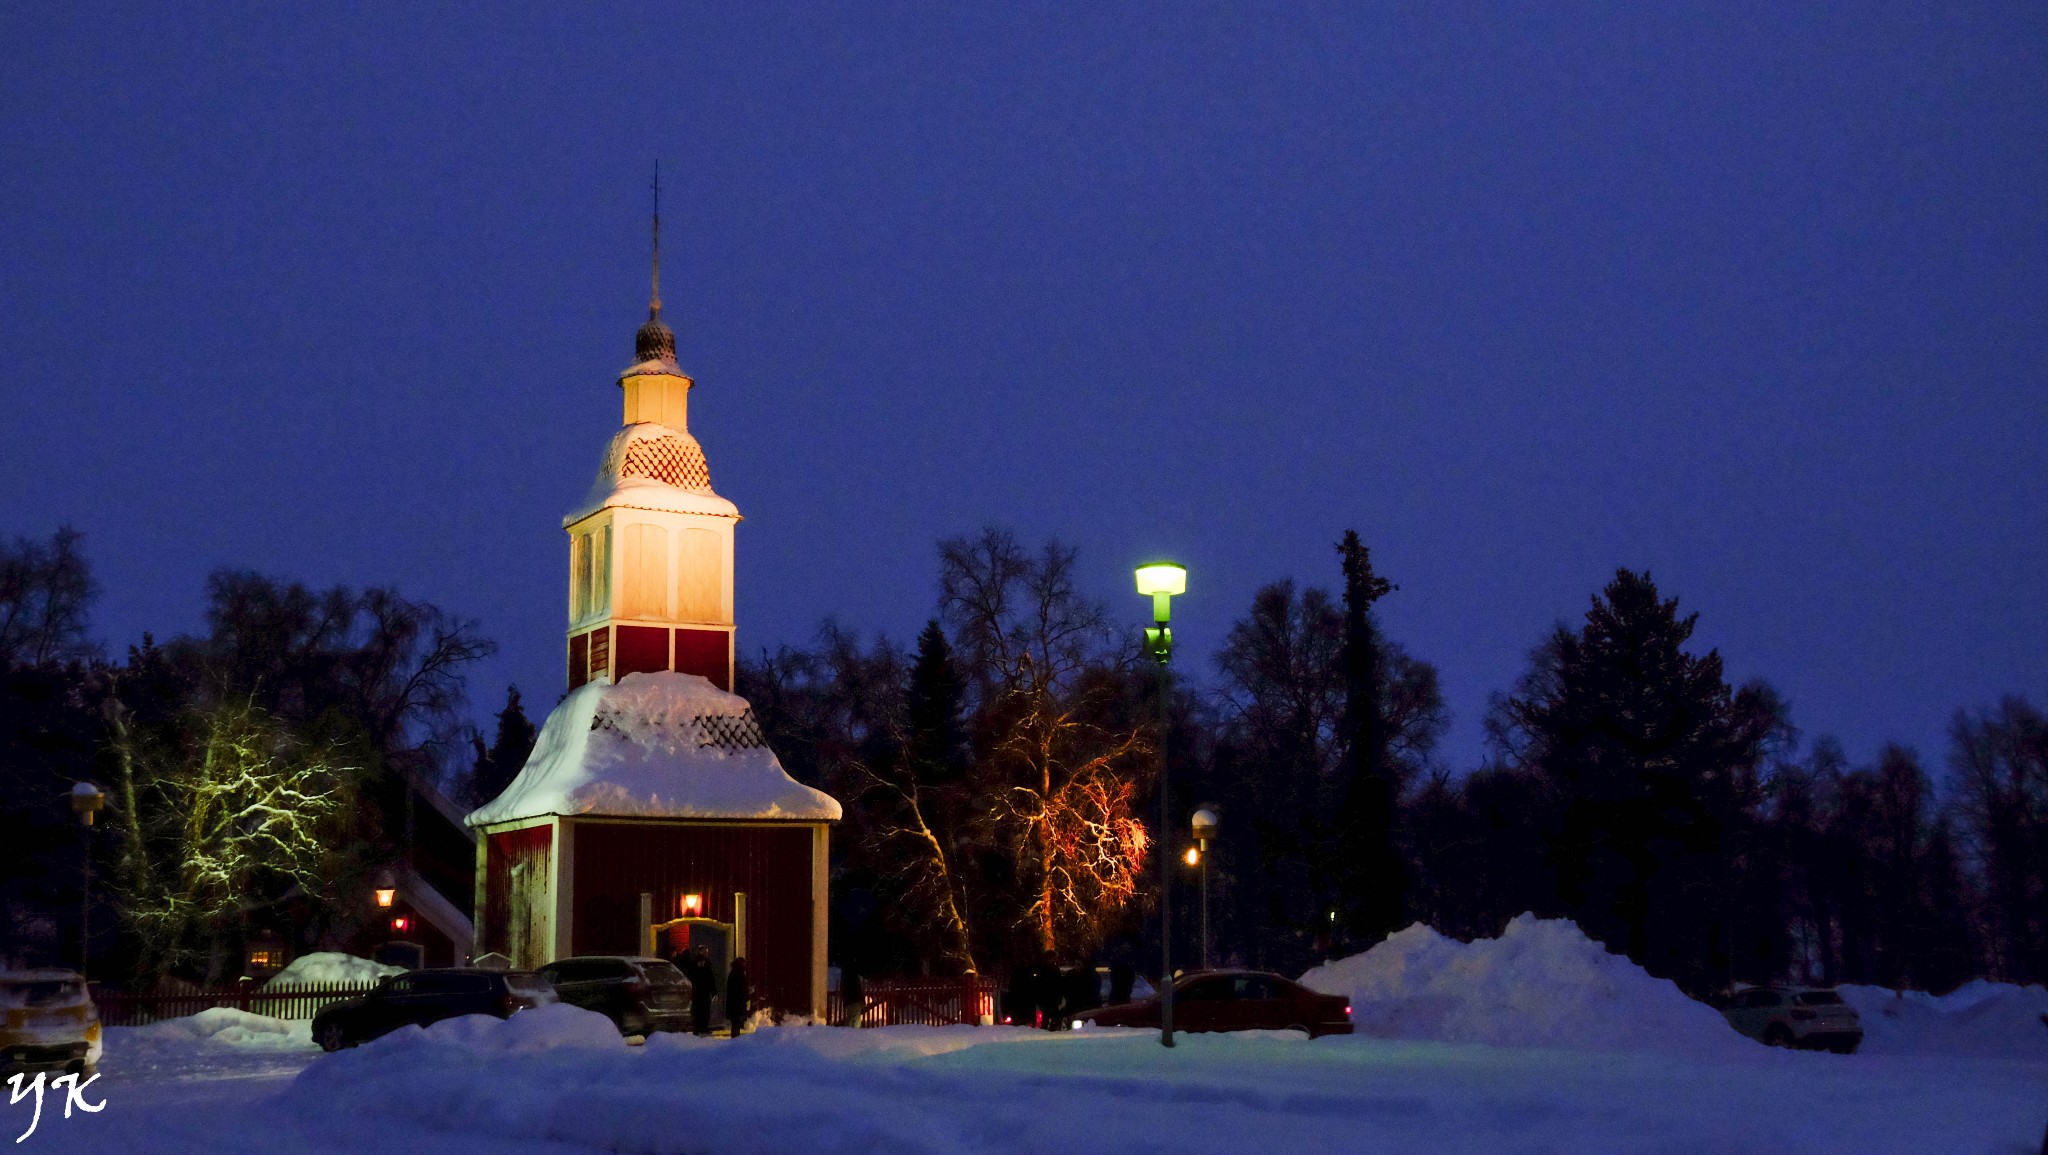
[414,1002,625,1053]
[1838,980,2048,1058]
[260,952,403,988]
[124,1007,314,1051]
[1300,913,1750,1057]
[466,671,841,825]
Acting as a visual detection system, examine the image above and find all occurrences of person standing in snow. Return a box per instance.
[842,965,865,1027]
[1031,952,1063,1030]
[1109,961,1136,1006]
[687,945,717,1036]
[725,957,751,1036]
[1064,958,1100,1022]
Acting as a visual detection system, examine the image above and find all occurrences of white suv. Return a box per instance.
[1721,986,1862,1053]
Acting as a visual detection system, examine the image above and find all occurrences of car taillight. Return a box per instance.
[625,979,648,998]
[1790,1008,1817,1021]
[1344,1005,1353,1017]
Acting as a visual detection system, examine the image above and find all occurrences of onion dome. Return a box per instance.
[636,313,676,364]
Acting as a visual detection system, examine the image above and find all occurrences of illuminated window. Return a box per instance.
[594,525,612,616]
[247,948,283,970]
[571,532,592,621]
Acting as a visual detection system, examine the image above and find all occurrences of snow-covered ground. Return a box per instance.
[17,924,2045,1152]
[14,1002,2043,1153]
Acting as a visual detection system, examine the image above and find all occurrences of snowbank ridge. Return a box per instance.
[1838,980,2048,1058]
[1300,913,1752,1057]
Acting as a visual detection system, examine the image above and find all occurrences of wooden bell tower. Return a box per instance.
[563,171,739,691]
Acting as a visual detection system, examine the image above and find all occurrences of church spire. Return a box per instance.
[635,160,677,365]
[649,160,663,322]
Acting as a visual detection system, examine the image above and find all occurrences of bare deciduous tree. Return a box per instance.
[940,528,1151,958]
[0,526,100,668]
[106,691,349,982]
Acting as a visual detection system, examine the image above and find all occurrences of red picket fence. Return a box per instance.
[826,976,998,1027]
[90,982,379,1026]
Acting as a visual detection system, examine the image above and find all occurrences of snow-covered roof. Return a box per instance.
[412,773,477,841]
[465,671,840,826]
[260,952,404,989]
[565,422,740,525]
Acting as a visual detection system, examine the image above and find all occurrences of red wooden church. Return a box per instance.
[466,236,840,1016]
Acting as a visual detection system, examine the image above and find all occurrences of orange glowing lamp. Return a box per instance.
[374,887,396,908]
[682,893,703,917]
[390,915,410,933]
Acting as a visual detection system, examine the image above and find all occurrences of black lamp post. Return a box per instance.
[1136,561,1186,1048]
[69,782,104,977]
[1191,806,1218,970]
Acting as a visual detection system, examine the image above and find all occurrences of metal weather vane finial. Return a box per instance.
[633,159,678,365]
[650,160,663,322]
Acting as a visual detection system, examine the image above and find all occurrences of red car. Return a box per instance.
[1076,970,1354,1038]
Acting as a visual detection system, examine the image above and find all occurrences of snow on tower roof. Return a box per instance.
[465,671,840,826]
[564,421,740,526]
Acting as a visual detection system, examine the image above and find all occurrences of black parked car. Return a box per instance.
[313,968,557,1051]
[536,956,693,1036]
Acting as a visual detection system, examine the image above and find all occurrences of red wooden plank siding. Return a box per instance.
[614,625,670,679]
[568,632,590,689]
[483,825,552,958]
[674,628,731,690]
[570,820,816,1015]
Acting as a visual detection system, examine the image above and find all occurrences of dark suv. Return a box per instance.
[536,956,693,1036]
[312,968,557,1051]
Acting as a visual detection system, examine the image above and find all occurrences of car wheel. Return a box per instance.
[318,1023,351,1052]
[1761,1024,1793,1048]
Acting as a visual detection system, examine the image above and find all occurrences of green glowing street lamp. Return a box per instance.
[1135,560,1186,1047]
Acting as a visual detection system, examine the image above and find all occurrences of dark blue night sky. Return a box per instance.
[3,3,2042,774]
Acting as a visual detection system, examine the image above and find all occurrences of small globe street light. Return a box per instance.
[1191,806,1219,970]
[69,781,105,825]
[1135,561,1186,1048]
